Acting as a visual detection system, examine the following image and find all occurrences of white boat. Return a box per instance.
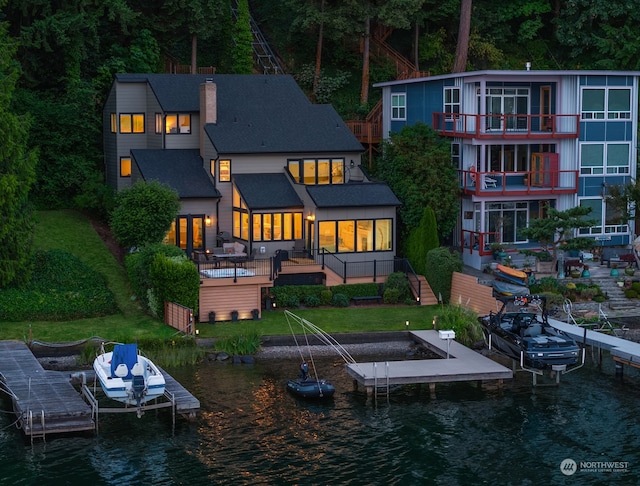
[93,343,166,409]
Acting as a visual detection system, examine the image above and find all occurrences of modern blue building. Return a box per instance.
[375,70,639,268]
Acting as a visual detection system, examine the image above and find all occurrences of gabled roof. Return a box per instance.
[306,183,401,209]
[114,73,363,154]
[233,174,303,209]
[130,149,220,198]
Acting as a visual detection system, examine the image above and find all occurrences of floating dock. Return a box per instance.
[548,318,640,370]
[345,330,513,397]
[0,340,200,441]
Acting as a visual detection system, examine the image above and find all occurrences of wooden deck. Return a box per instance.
[0,341,200,440]
[345,330,512,396]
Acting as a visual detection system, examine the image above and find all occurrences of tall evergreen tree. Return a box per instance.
[406,205,439,275]
[233,0,254,74]
[0,15,38,287]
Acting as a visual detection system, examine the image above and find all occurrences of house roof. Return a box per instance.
[306,183,401,208]
[233,173,303,209]
[373,69,640,88]
[130,149,220,198]
[114,73,363,154]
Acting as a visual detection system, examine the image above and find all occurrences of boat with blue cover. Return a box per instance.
[93,343,166,413]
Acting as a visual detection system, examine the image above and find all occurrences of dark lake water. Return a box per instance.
[1,351,639,485]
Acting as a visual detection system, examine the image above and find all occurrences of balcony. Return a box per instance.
[460,168,579,197]
[433,113,579,140]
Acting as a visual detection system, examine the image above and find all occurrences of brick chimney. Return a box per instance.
[199,79,216,157]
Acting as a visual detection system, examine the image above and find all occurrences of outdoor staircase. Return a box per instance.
[416,275,438,305]
[346,25,429,164]
[590,277,637,310]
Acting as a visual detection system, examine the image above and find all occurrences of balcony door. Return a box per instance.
[484,88,529,131]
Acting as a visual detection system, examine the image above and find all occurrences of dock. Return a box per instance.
[0,340,95,441]
[344,330,512,397]
[0,340,200,441]
[548,318,640,370]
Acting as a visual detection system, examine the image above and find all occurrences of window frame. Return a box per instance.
[219,160,231,182]
[120,157,131,178]
[581,87,632,120]
[119,113,145,134]
[391,93,407,121]
[444,87,460,120]
[287,158,345,185]
[578,197,628,235]
[317,218,393,253]
[579,142,631,175]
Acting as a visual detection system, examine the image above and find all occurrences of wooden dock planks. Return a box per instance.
[0,341,201,439]
[345,330,512,390]
[0,340,95,437]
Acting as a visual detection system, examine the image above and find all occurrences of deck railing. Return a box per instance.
[459,168,579,196]
[461,230,500,257]
[433,112,579,139]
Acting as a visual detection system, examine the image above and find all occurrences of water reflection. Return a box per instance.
[1,355,640,484]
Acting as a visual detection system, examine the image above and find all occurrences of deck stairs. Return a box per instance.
[416,275,438,305]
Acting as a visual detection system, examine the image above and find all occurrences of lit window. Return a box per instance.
[288,158,345,185]
[110,113,117,133]
[219,160,231,182]
[119,114,144,133]
[120,158,131,177]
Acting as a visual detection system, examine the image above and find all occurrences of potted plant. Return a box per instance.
[581,264,590,278]
[490,242,505,261]
[570,268,582,278]
[625,266,635,277]
[610,263,619,277]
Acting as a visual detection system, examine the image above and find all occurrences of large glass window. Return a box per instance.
[253,212,302,241]
[581,88,631,120]
[318,219,393,253]
[160,114,191,134]
[578,198,628,235]
[391,93,406,120]
[580,142,630,175]
[481,145,531,172]
[163,216,204,250]
[119,114,145,133]
[288,158,345,185]
[486,202,528,243]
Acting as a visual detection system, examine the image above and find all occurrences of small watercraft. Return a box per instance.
[93,343,166,412]
[492,279,529,296]
[479,295,581,371]
[286,377,335,400]
[494,264,528,286]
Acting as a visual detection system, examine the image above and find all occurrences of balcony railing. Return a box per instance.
[433,113,580,139]
[461,230,500,257]
[459,169,579,196]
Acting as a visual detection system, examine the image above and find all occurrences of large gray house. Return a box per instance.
[103,73,400,263]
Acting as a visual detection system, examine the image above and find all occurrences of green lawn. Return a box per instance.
[0,210,443,343]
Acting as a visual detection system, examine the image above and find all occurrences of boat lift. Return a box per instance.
[563,299,628,336]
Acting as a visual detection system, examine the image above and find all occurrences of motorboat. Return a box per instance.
[478,295,581,371]
[286,378,335,400]
[93,343,166,410]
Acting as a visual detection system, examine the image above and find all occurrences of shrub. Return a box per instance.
[632,282,640,293]
[624,289,638,299]
[149,253,200,320]
[383,272,411,302]
[331,293,350,307]
[304,295,321,307]
[214,330,262,356]
[435,305,483,347]
[425,247,462,304]
[0,249,117,321]
[331,283,379,299]
[320,289,333,305]
[383,288,401,304]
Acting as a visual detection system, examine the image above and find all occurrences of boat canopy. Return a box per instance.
[110,343,138,379]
